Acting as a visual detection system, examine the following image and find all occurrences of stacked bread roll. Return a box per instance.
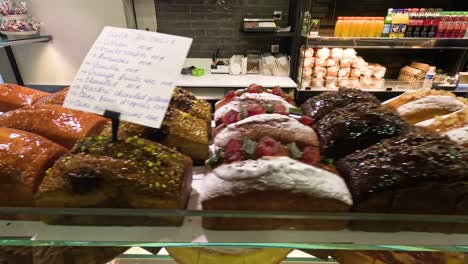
[299,47,386,90]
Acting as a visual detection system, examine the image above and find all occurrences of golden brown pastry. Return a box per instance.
[0,128,68,206]
[332,251,468,264]
[34,87,69,105]
[101,107,210,161]
[0,83,50,112]
[0,104,109,149]
[382,88,460,111]
[35,135,192,226]
[171,87,212,123]
[167,248,291,264]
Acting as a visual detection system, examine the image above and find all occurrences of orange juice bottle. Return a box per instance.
[334,17,343,37]
[376,17,385,37]
[355,17,364,37]
[347,17,355,37]
[366,17,374,37]
[342,17,350,37]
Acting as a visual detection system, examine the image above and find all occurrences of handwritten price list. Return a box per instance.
[64,27,192,128]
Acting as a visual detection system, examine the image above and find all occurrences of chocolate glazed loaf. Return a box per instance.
[301,88,381,121]
[313,103,411,159]
[336,133,468,233]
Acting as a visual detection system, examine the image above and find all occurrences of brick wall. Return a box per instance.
[155,0,290,58]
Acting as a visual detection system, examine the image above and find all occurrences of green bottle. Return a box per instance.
[381,8,393,37]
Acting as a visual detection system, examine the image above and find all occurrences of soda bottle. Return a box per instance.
[445,12,455,38]
[453,12,463,39]
[334,17,343,37]
[405,8,417,37]
[389,9,400,38]
[381,8,393,37]
[399,9,409,37]
[460,12,468,39]
[428,9,441,38]
[413,8,424,38]
[421,9,432,38]
[436,11,447,38]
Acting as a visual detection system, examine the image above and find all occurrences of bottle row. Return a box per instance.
[334,8,468,39]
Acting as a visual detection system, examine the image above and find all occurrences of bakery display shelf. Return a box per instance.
[0,35,52,47]
[306,37,468,49]
[0,177,467,251]
[240,31,296,38]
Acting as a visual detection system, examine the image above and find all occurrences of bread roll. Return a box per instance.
[201,157,352,230]
[325,58,337,67]
[315,47,330,59]
[304,47,314,58]
[343,48,357,58]
[0,104,109,149]
[314,57,326,67]
[331,48,344,60]
[303,57,314,68]
[313,66,327,78]
[311,77,325,88]
[302,66,313,77]
[0,128,68,207]
[214,113,319,148]
[326,66,339,77]
[350,68,362,78]
[338,68,350,78]
[0,83,49,112]
[340,57,352,68]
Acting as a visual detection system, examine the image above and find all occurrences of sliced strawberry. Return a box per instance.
[301,146,321,165]
[223,110,239,125]
[224,90,236,100]
[247,83,263,93]
[273,104,288,115]
[223,139,243,163]
[255,136,280,157]
[299,116,315,126]
[271,86,282,96]
[275,145,290,156]
[246,103,266,117]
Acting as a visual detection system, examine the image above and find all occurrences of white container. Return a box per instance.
[423,66,436,89]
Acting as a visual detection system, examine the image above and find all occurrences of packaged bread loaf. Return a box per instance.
[350,68,362,78]
[340,57,352,68]
[315,47,330,59]
[313,66,327,79]
[338,68,350,78]
[338,78,352,89]
[325,58,337,67]
[373,64,387,79]
[349,77,360,89]
[326,65,339,77]
[325,77,338,89]
[303,57,314,68]
[311,78,325,88]
[304,47,314,58]
[331,48,344,60]
[343,48,357,58]
[314,57,326,67]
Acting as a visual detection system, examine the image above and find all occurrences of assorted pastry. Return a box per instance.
[0,84,209,227]
[0,83,467,236]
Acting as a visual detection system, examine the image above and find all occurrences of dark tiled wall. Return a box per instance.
[155,0,290,58]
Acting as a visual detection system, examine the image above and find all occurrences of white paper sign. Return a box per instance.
[63,26,192,128]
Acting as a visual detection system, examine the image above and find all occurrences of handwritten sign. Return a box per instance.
[63,26,192,128]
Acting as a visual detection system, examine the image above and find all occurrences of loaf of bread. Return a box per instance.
[214,113,318,148]
[34,87,69,106]
[201,157,352,230]
[0,83,50,112]
[0,104,109,149]
[301,88,381,121]
[171,87,212,123]
[313,103,410,159]
[101,107,210,161]
[336,133,468,233]
[35,135,192,226]
[396,95,466,124]
[0,128,68,207]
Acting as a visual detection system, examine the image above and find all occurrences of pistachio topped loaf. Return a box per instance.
[171,87,212,123]
[101,107,210,161]
[35,135,192,226]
